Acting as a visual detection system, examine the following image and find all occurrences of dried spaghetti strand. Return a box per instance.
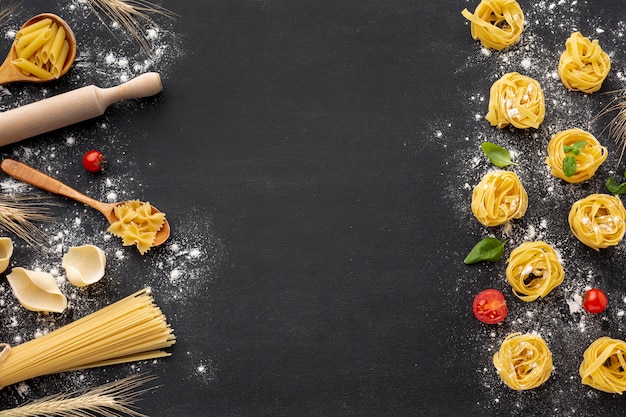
[0,373,158,417]
[0,288,175,389]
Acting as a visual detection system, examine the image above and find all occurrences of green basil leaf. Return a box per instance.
[464,237,506,264]
[564,140,587,156]
[563,155,577,177]
[606,177,626,194]
[481,142,518,168]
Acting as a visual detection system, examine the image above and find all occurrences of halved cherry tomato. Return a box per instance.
[472,289,507,324]
[583,288,608,314]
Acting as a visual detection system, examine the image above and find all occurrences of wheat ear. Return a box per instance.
[83,0,177,55]
[0,373,159,417]
[592,89,626,169]
[0,2,18,25]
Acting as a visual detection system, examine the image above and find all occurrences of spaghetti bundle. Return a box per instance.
[580,337,626,394]
[461,0,525,51]
[0,288,175,389]
[558,31,610,93]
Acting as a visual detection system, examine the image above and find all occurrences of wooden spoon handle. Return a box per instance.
[0,72,163,147]
[0,159,111,214]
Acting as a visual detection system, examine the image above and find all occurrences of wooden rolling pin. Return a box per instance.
[0,72,163,146]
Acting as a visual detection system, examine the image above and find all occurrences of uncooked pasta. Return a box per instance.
[62,244,107,287]
[6,267,67,313]
[461,0,524,51]
[485,72,545,129]
[471,170,528,227]
[568,193,626,250]
[558,31,610,93]
[545,128,607,183]
[108,200,166,254]
[580,337,626,394]
[493,332,552,390]
[505,241,564,302]
[0,288,175,389]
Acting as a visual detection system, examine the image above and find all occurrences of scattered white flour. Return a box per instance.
[435,1,626,415]
[0,2,220,410]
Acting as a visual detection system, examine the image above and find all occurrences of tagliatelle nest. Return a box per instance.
[84,0,177,55]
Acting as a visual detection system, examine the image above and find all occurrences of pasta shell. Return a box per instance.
[0,237,13,274]
[62,244,107,287]
[6,267,67,313]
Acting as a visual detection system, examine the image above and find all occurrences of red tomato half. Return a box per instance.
[583,288,608,314]
[472,289,507,324]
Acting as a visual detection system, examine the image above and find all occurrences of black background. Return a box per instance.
[2,0,626,416]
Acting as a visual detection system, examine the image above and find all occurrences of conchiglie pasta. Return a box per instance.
[505,241,564,301]
[62,244,106,287]
[471,170,528,227]
[568,194,626,250]
[0,237,13,274]
[580,337,626,394]
[545,128,607,183]
[461,0,524,51]
[6,267,67,313]
[485,72,545,129]
[493,332,553,390]
[558,32,610,93]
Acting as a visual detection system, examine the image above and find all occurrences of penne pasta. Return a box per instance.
[12,58,54,79]
[17,28,51,61]
[14,17,52,39]
[49,26,66,65]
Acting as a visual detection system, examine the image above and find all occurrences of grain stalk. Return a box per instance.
[83,0,177,55]
[595,89,626,169]
[0,195,56,252]
[0,374,158,417]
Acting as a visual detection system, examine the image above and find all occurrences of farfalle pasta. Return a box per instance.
[505,241,564,301]
[461,0,524,51]
[545,128,607,183]
[558,31,610,93]
[485,72,545,129]
[471,170,528,227]
[580,337,626,394]
[108,200,166,255]
[6,267,67,313]
[62,244,106,287]
[568,194,626,250]
[493,332,552,390]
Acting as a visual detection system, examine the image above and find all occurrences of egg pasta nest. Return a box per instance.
[558,31,610,93]
[580,337,626,394]
[568,193,626,250]
[461,0,525,51]
[493,332,552,390]
[471,170,528,227]
[485,72,545,129]
[505,241,564,302]
[545,128,607,183]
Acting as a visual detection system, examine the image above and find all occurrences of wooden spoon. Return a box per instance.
[0,13,77,85]
[0,159,170,247]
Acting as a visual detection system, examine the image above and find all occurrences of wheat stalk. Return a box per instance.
[0,2,18,25]
[0,195,56,252]
[83,0,177,55]
[594,89,626,169]
[0,373,158,417]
